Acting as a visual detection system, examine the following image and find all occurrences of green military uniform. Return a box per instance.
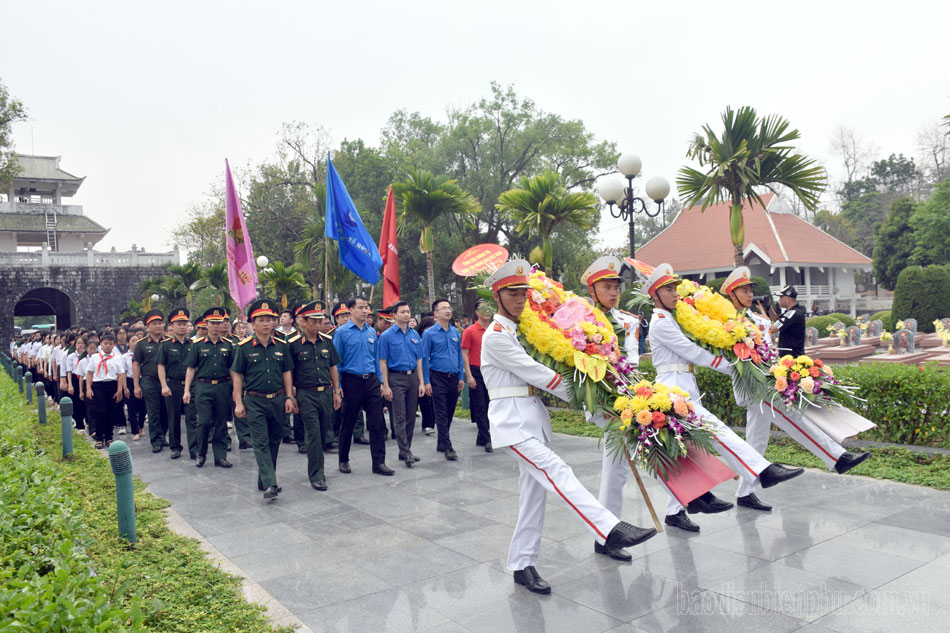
[224,333,253,448]
[134,310,169,451]
[186,316,234,465]
[276,319,301,447]
[231,300,294,494]
[288,305,341,486]
[157,328,194,457]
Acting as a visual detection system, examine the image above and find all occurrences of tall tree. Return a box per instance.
[0,78,27,190]
[170,200,226,267]
[872,198,918,289]
[259,261,309,308]
[194,261,232,308]
[392,170,480,305]
[910,179,950,266]
[496,171,598,271]
[677,105,827,266]
[166,262,202,313]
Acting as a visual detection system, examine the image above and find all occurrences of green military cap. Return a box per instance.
[298,301,327,319]
[168,307,190,323]
[144,309,164,325]
[202,306,227,323]
[247,299,279,320]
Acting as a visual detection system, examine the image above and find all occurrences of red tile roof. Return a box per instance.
[635,193,871,273]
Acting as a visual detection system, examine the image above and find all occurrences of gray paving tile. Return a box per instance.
[740,505,872,541]
[695,524,819,561]
[295,586,454,633]
[877,505,950,537]
[640,541,772,589]
[875,561,950,610]
[778,541,925,589]
[632,591,807,632]
[188,505,309,537]
[487,541,621,587]
[827,522,950,562]
[454,592,623,633]
[229,545,352,583]
[812,590,950,633]
[353,542,479,586]
[398,508,500,541]
[436,523,548,563]
[259,562,390,613]
[205,522,311,559]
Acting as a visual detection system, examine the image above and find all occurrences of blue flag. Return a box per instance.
[325,155,383,284]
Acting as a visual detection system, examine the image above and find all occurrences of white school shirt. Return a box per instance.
[76,356,90,379]
[65,352,80,376]
[87,352,125,382]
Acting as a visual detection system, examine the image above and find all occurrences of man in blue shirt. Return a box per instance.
[422,298,465,460]
[333,296,393,476]
[379,301,426,468]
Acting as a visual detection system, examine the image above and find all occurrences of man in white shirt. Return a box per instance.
[480,259,656,594]
[85,333,126,448]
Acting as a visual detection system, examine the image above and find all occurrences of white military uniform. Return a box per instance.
[737,309,845,496]
[648,306,771,515]
[589,307,641,517]
[482,312,621,571]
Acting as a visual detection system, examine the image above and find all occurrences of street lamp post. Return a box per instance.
[597,153,671,260]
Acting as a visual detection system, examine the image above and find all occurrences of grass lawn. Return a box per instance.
[456,405,950,491]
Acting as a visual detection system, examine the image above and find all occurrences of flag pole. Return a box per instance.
[324,237,330,303]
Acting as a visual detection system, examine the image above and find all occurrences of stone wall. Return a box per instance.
[0,265,169,338]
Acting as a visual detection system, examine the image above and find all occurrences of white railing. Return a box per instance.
[0,201,84,215]
[769,284,856,299]
[0,248,178,267]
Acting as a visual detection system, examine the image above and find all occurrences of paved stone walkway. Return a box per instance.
[121,418,950,633]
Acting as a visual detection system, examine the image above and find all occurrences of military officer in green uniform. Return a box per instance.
[230,299,295,499]
[157,308,194,460]
[222,314,253,450]
[184,307,234,468]
[287,301,342,491]
[133,309,169,453]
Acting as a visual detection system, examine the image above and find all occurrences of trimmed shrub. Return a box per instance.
[806,312,856,335]
[891,265,950,333]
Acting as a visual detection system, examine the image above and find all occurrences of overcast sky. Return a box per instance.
[3,0,948,256]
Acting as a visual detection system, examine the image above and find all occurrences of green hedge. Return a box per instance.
[806,312,857,335]
[0,383,142,631]
[891,265,950,333]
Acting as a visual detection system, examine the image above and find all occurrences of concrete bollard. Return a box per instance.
[36,382,47,424]
[25,372,33,404]
[461,383,470,410]
[60,397,74,458]
[108,441,136,543]
[16,366,23,392]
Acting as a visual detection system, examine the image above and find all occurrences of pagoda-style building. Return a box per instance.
[0,154,178,336]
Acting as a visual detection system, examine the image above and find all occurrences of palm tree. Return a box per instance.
[677,105,826,266]
[259,261,309,308]
[194,262,231,308]
[294,203,358,303]
[496,171,599,271]
[392,169,480,305]
[166,262,203,312]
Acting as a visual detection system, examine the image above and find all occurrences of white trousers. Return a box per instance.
[736,400,845,497]
[662,403,771,516]
[506,437,619,571]
[598,440,631,518]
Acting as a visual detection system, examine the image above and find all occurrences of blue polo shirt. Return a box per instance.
[333,320,381,379]
[378,325,422,372]
[421,322,464,383]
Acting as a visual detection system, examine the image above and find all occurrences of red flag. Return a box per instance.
[379,185,399,306]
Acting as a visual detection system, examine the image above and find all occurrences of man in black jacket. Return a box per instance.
[772,285,806,357]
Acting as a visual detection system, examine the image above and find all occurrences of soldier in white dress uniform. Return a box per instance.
[580,256,645,561]
[645,263,805,532]
[720,267,872,511]
[480,259,657,594]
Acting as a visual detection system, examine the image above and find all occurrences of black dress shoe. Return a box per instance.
[189,452,197,460]
[737,493,772,511]
[214,459,232,468]
[161,439,170,447]
[605,521,658,549]
[372,463,394,476]
[339,462,351,474]
[324,442,339,453]
[298,446,307,454]
[445,449,458,461]
[152,446,163,454]
[282,437,294,444]
[400,453,415,468]
[195,455,206,467]
[665,510,700,532]
[411,454,421,463]
[239,442,252,450]
[513,566,551,594]
[484,442,493,453]
[436,445,446,453]
[170,449,182,460]
[263,485,279,499]
[354,435,370,445]
[759,464,805,489]
[594,541,633,561]
[834,451,871,474]
[311,480,327,491]
[686,491,735,514]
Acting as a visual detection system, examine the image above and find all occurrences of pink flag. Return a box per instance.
[224,159,258,310]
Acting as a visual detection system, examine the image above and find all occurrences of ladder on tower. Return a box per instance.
[45,210,58,251]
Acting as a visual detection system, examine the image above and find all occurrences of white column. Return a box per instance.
[779,266,787,288]
[41,242,50,266]
[804,267,813,312]
[829,267,837,313]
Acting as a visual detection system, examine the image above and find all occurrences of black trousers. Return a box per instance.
[91,381,123,442]
[469,366,492,446]
[418,394,435,431]
[430,369,460,451]
[338,372,387,465]
[126,392,145,434]
[70,373,86,430]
